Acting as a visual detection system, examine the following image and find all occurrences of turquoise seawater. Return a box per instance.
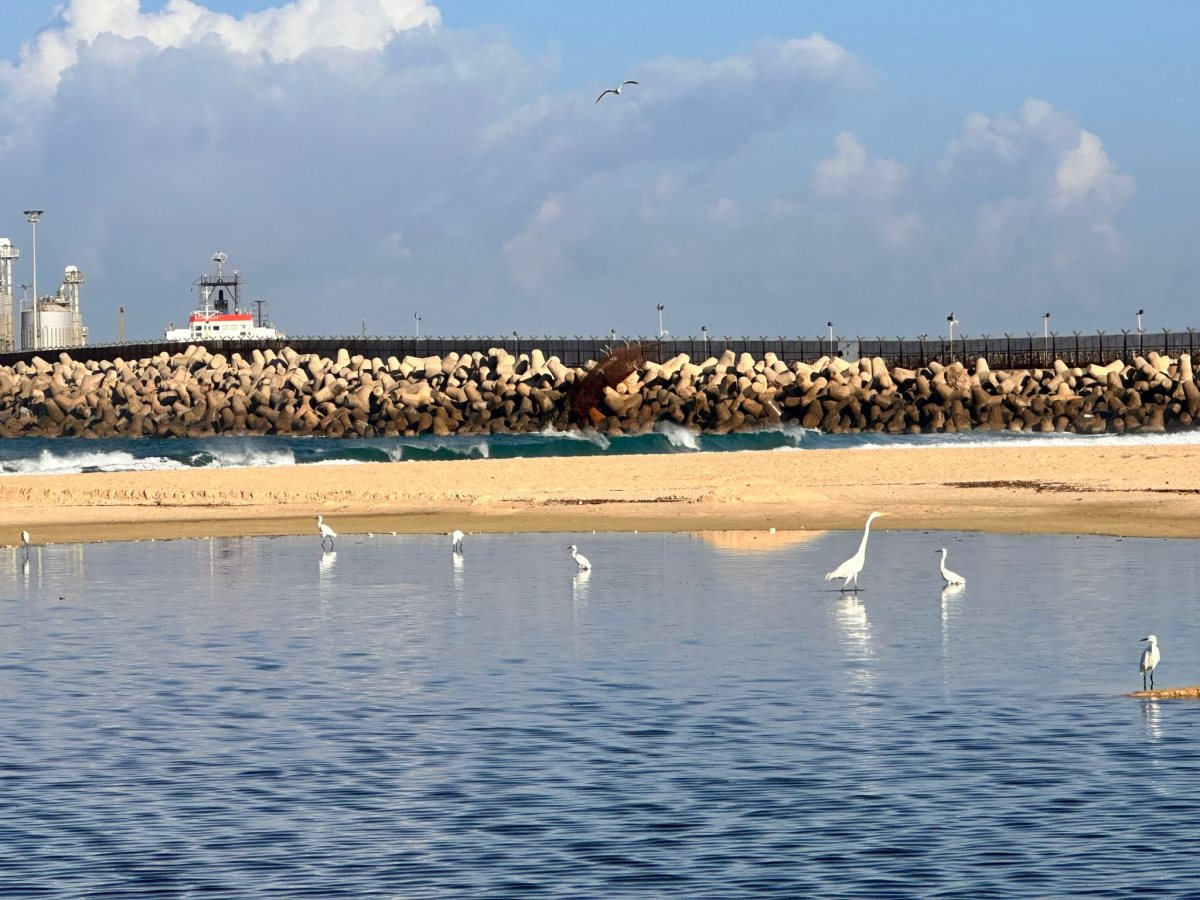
[1,424,1199,474]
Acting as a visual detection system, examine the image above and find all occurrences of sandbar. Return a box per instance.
[0,442,1196,545]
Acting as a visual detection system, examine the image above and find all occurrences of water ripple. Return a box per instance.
[2,532,1200,896]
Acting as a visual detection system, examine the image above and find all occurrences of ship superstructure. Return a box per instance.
[165,252,283,342]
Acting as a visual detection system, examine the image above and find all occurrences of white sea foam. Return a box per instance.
[198,446,297,468]
[386,438,490,462]
[538,425,612,450]
[654,422,702,451]
[841,430,1200,451]
[0,449,186,476]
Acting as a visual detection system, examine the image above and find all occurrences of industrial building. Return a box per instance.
[0,235,88,351]
[0,237,16,352]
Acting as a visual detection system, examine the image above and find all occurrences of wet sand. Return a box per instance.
[0,442,1195,545]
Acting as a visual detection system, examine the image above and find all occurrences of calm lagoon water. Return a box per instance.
[3,529,1200,897]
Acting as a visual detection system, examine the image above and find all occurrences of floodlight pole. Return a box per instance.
[23,210,43,350]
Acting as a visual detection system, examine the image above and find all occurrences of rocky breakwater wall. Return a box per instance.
[0,344,1198,438]
[764,351,1199,435]
[591,349,1199,435]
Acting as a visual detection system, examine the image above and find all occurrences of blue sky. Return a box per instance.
[0,1,1196,342]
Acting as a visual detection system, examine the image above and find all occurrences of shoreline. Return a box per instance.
[1,442,1197,545]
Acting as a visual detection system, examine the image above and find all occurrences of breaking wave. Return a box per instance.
[0,427,1198,475]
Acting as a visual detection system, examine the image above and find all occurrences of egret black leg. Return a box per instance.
[1151,671,1155,690]
[1143,673,1148,691]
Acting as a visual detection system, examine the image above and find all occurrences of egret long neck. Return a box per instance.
[856,518,875,555]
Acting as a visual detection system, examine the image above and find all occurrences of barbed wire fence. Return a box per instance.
[0,329,1195,370]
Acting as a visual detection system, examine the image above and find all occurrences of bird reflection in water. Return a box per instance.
[833,594,874,691]
[572,568,591,609]
[318,550,337,580]
[1141,700,1163,741]
[452,552,465,615]
[941,582,965,647]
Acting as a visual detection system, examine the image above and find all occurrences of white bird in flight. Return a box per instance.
[568,544,592,571]
[936,548,966,586]
[451,530,464,554]
[824,511,885,591]
[316,515,337,549]
[1139,634,1160,691]
[596,80,638,103]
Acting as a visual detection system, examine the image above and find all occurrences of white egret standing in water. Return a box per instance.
[316,515,337,549]
[451,530,465,554]
[936,548,966,586]
[21,530,30,548]
[1139,635,1161,691]
[568,544,592,571]
[824,512,885,591]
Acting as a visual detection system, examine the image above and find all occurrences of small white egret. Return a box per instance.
[1139,635,1161,691]
[451,530,465,554]
[21,530,30,547]
[567,544,592,571]
[595,80,638,103]
[936,548,966,586]
[824,511,885,591]
[316,515,337,549]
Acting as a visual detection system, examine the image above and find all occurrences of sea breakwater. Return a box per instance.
[0,344,1198,438]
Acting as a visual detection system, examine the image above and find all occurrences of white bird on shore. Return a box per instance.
[824,511,885,592]
[596,80,638,103]
[451,530,465,554]
[1139,635,1161,691]
[316,515,337,549]
[936,548,966,586]
[21,530,30,547]
[568,544,592,571]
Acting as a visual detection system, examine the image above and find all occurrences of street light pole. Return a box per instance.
[656,303,665,338]
[23,210,43,351]
[1137,308,1144,335]
[701,325,708,354]
[827,321,834,359]
[947,312,957,345]
[1043,312,1050,342]
[414,311,422,339]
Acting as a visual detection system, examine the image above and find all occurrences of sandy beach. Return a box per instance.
[0,442,1196,545]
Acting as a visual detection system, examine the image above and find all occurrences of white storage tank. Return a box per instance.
[21,264,88,350]
[22,303,75,349]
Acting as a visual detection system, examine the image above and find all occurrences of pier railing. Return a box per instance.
[0,330,1196,370]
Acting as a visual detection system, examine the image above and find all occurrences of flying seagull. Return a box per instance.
[596,80,638,104]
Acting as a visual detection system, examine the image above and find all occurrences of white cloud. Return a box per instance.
[1,0,440,103]
[810,132,918,247]
[0,5,1157,340]
[811,131,910,203]
[706,197,739,225]
[1053,129,1133,211]
[502,195,574,293]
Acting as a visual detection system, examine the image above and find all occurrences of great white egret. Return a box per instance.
[824,511,885,591]
[451,530,464,554]
[596,80,638,103]
[936,548,966,586]
[21,530,30,547]
[1139,635,1160,691]
[316,515,337,549]
[568,544,592,571]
